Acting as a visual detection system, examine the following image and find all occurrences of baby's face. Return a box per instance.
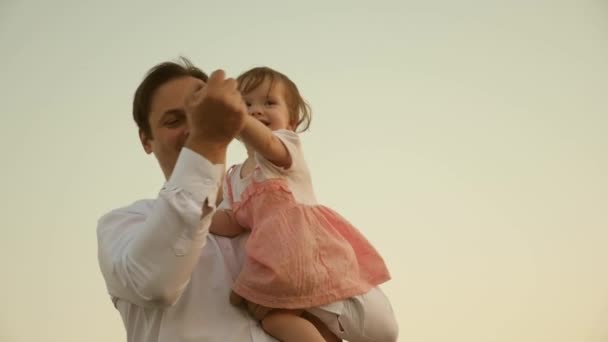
[243,79,293,131]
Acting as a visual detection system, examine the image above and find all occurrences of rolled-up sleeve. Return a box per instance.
[97,148,224,307]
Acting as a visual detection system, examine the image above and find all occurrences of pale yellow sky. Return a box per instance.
[1,1,607,341]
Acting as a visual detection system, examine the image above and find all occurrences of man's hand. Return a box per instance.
[185,70,246,163]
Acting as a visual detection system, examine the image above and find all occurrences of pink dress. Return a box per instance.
[222,130,390,309]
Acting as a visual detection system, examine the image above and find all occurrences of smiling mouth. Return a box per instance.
[257,118,271,126]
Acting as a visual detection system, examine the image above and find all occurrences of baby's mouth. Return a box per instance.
[257,118,271,127]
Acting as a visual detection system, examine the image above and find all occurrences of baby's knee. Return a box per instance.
[261,314,281,333]
[261,309,301,333]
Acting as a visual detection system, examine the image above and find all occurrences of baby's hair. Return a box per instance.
[237,67,312,133]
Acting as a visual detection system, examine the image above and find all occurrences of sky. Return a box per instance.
[0,0,607,341]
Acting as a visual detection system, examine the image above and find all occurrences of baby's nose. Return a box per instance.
[249,106,262,116]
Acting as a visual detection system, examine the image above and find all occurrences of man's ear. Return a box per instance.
[139,129,153,154]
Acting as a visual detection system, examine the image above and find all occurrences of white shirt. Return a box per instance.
[97,148,278,342]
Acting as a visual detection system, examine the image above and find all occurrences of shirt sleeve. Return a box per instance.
[254,129,305,177]
[97,148,224,308]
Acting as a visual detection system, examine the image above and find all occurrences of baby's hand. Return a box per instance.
[210,209,245,237]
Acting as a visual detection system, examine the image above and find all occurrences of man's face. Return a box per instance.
[140,76,205,179]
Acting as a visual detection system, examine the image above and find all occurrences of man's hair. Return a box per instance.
[133,57,208,139]
[237,67,312,133]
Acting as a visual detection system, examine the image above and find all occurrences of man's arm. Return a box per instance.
[97,148,224,307]
[97,70,246,308]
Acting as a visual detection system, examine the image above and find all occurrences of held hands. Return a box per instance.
[185,70,247,148]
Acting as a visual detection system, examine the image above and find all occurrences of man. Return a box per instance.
[97,58,398,341]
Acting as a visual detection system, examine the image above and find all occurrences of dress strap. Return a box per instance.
[251,165,263,183]
[225,164,238,207]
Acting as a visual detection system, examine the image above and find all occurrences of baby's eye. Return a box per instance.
[265,100,276,106]
[245,101,252,107]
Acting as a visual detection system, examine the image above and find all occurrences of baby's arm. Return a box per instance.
[210,209,245,237]
[239,116,292,168]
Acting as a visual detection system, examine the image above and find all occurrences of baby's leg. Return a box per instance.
[307,287,398,342]
[232,292,338,341]
[262,309,326,342]
[302,311,341,342]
